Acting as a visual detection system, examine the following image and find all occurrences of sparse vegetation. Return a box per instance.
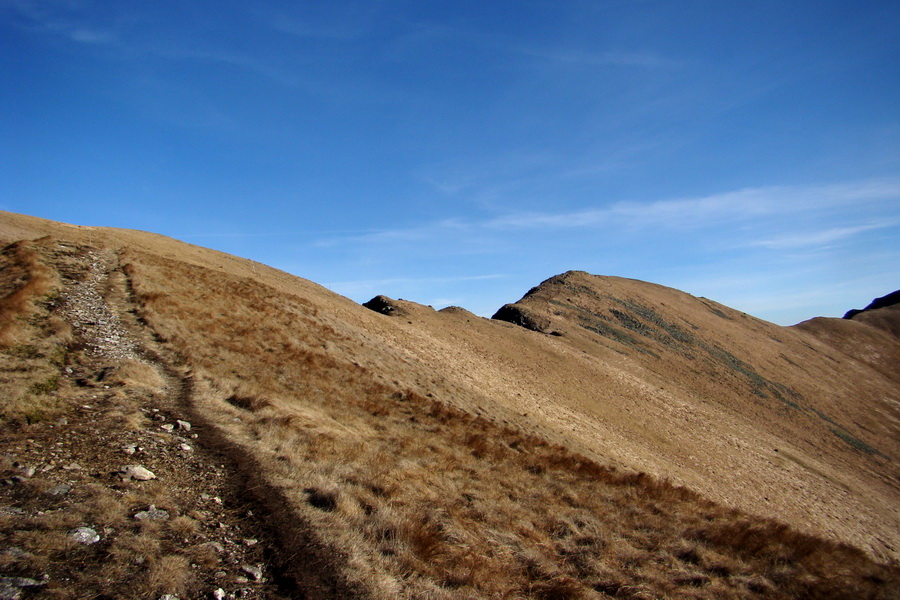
[0,219,896,599]
[117,249,899,599]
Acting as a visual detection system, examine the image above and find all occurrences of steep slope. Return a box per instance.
[1,211,897,599]
[489,272,899,558]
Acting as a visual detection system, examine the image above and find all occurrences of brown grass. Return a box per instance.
[120,249,899,600]
[143,554,193,596]
[0,240,71,426]
[0,241,55,346]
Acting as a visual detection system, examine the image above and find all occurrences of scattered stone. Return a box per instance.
[160,424,175,432]
[16,465,36,478]
[158,595,179,600]
[121,465,156,480]
[212,588,226,600]
[214,570,227,579]
[176,420,191,431]
[242,538,258,547]
[0,506,25,516]
[122,445,137,455]
[205,541,225,554]
[62,462,82,471]
[46,484,72,496]
[0,547,29,559]
[0,577,45,600]
[68,527,100,545]
[179,443,193,452]
[55,417,68,426]
[134,505,169,521]
[240,564,263,581]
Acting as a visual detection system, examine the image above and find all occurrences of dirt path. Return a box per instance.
[1,240,363,599]
[110,244,366,599]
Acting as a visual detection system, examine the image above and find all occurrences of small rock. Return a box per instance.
[1,547,29,559]
[176,420,191,431]
[62,463,82,471]
[212,588,226,600]
[122,465,156,481]
[242,538,258,547]
[134,505,169,521]
[160,424,175,432]
[205,541,225,554]
[55,417,68,426]
[68,527,100,545]
[17,465,36,478]
[179,444,192,452]
[0,576,44,600]
[122,445,137,455]
[46,484,72,496]
[158,595,180,600]
[214,570,227,579]
[240,564,263,581]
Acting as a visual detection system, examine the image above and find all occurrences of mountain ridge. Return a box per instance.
[0,210,897,599]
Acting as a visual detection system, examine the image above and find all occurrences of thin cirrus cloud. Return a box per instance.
[322,273,506,298]
[485,179,900,232]
[319,178,900,248]
[515,46,683,69]
[747,223,897,250]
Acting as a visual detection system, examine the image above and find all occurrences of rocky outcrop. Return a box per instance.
[491,304,551,333]
[363,295,401,316]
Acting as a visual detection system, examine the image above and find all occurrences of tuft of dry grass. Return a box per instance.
[143,554,193,596]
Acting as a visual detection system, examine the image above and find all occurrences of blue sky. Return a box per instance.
[2,0,898,324]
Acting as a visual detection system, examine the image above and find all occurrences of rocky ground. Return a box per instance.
[0,244,292,599]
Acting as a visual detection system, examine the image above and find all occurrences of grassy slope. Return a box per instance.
[1,211,898,598]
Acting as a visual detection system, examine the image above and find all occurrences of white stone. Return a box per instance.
[68,527,100,545]
[122,465,156,480]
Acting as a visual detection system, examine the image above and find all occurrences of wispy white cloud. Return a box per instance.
[516,46,682,69]
[313,178,900,251]
[323,274,506,297]
[747,222,897,250]
[4,0,118,45]
[486,179,900,231]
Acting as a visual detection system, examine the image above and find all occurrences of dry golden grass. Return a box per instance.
[0,240,54,346]
[143,554,194,596]
[120,249,899,599]
[0,241,72,425]
[0,214,895,598]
